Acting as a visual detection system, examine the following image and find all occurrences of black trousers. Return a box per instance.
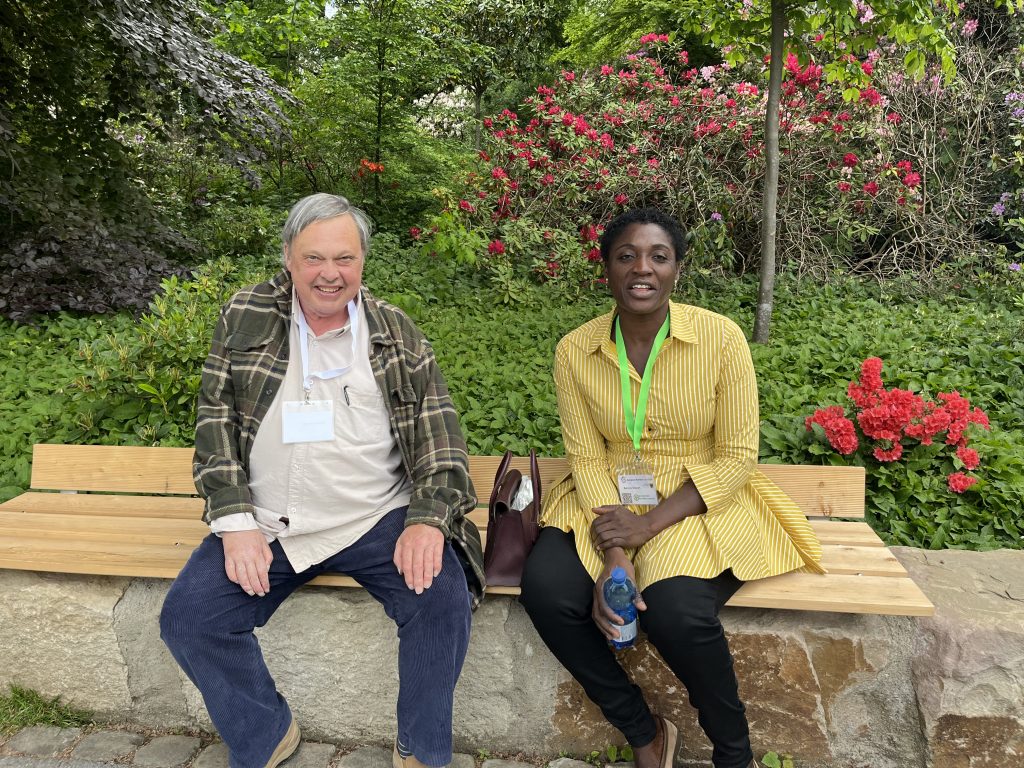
[520,528,753,768]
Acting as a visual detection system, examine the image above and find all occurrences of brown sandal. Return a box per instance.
[656,715,678,768]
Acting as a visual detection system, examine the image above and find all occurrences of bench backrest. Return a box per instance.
[31,444,865,519]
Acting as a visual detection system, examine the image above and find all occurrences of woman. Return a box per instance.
[520,208,824,768]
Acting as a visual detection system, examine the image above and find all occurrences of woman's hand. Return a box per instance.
[592,547,646,643]
[591,505,655,550]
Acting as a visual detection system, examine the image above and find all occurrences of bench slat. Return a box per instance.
[0,534,927,614]
[29,446,865,519]
[0,492,204,518]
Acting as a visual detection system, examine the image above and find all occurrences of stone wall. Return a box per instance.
[1,548,1021,768]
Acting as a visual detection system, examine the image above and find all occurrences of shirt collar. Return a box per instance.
[584,301,698,353]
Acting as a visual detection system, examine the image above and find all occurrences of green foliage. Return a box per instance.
[0,0,292,318]
[0,685,93,737]
[0,245,1019,551]
[760,751,794,768]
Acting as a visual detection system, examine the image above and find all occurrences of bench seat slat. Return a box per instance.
[0,535,927,614]
[0,492,203,518]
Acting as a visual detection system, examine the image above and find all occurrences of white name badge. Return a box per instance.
[616,471,659,507]
[282,399,335,444]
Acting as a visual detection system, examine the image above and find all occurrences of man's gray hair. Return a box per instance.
[281,193,373,264]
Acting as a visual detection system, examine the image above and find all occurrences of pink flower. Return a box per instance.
[843,153,859,168]
[562,70,576,82]
[487,239,505,255]
[886,112,902,124]
[491,167,508,180]
[956,446,980,470]
[947,472,978,493]
[647,157,660,168]
[409,227,421,240]
[903,172,921,188]
[873,443,904,462]
[837,181,852,193]
[614,193,629,205]
[861,61,873,76]
[458,200,476,213]
[601,65,614,76]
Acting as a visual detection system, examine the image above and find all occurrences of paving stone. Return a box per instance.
[192,742,228,768]
[72,731,145,762]
[2,727,81,757]
[450,753,474,768]
[482,759,534,768]
[337,746,392,768]
[604,762,634,768]
[0,757,110,768]
[283,741,337,768]
[547,759,591,768]
[132,735,201,768]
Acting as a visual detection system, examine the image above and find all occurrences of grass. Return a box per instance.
[0,684,93,738]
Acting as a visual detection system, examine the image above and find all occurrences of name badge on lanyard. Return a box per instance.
[281,299,360,445]
[613,313,670,507]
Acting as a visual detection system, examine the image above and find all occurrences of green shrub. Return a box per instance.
[0,248,1020,552]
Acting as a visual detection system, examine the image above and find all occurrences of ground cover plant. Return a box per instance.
[0,249,1019,552]
[0,685,93,737]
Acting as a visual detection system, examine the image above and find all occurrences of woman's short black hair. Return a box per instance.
[599,208,688,262]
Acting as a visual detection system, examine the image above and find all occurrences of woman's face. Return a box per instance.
[605,222,681,319]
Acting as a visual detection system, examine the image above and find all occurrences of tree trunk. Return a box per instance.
[753,0,786,343]
[474,88,483,150]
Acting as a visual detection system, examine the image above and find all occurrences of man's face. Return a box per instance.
[284,214,364,331]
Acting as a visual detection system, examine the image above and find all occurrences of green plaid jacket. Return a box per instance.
[193,270,484,602]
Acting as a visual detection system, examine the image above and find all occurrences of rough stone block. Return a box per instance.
[0,571,131,711]
[133,736,201,768]
[192,742,228,768]
[898,548,1024,768]
[337,746,392,768]
[286,742,338,768]
[1,726,81,757]
[72,731,144,761]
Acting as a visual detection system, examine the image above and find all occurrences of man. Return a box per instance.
[160,193,484,768]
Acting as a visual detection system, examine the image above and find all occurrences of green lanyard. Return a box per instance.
[615,313,670,453]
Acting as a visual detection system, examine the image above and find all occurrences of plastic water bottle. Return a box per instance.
[603,567,638,649]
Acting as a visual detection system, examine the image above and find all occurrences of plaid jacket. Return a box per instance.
[193,270,484,601]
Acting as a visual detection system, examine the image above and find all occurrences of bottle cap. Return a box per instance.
[611,567,626,583]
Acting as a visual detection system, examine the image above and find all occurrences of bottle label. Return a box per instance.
[618,619,638,643]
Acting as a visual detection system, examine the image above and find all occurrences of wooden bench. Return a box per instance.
[0,444,934,616]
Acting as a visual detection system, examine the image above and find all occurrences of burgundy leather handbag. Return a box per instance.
[483,450,541,587]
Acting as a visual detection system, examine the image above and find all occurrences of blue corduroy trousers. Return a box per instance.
[160,506,472,768]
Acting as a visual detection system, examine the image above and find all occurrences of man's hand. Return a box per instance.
[394,523,444,594]
[222,529,273,597]
[592,505,655,550]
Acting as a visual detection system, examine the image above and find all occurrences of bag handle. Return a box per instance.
[521,449,541,542]
[488,450,514,511]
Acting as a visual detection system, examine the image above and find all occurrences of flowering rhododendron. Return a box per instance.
[807,358,990,493]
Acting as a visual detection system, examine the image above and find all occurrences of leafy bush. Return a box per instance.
[0,248,1019,551]
[421,36,931,289]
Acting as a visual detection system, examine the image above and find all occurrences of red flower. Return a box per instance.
[861,61,873,76]
[837,181,852,193]
[491,167,508,180]
[458,200,476,213]
[488,239,505,255]
[562,70,576,82]
[600,65,614,76]
[947,472,978,494]
[886,112,902,124]
[614,193,629,205]
[896,160,913,174]
[806,406,859,455]
[862,181,879,197]
[956,446,980,470]
[873,443,903,462]
[902,172,921,188]
[409,227,421,240]
[843,153,859,168]
[585,247,602,262]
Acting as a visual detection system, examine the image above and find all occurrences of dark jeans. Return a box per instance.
[160,506,471,768]
[520,528,753,768]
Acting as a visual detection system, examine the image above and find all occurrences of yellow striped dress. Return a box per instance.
[542,301,825,590]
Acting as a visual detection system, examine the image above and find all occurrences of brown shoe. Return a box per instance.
[657,715,678,768]
[265,717,300,768]
[392,744,432,768]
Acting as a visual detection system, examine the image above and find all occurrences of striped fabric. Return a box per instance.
[542,301,825,590]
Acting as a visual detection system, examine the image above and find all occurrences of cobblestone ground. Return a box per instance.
[0,727,601,768]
